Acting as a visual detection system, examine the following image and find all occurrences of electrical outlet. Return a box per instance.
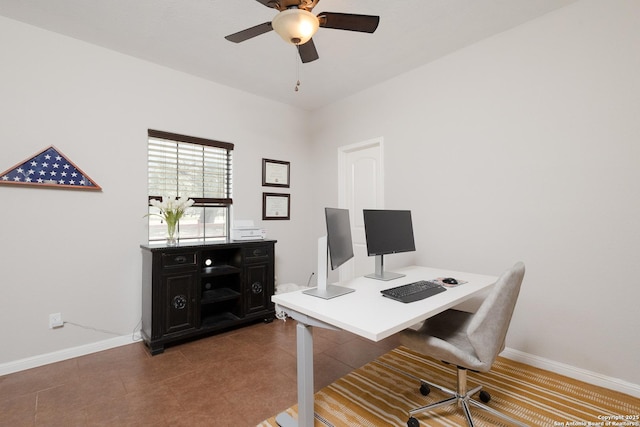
[49,313,63,329]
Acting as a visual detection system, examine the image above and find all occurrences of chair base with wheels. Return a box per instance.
[406,366,528,427]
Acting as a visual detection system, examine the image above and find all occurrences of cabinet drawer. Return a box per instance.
[161,252,197,269]
[244,245,272,263]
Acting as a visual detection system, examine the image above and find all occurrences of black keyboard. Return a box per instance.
[381,280,447,303]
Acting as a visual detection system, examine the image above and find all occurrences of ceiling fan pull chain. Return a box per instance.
[295,45,301,92]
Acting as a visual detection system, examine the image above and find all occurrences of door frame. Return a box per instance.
[337,137,384,281]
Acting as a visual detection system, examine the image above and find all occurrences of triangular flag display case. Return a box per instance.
[0,145,101,191]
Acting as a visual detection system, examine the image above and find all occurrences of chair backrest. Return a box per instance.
[466,262,525,365]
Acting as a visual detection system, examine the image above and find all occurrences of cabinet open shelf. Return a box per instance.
[202,287,241,304]
[201,265,241,276]
[201,312,240,328]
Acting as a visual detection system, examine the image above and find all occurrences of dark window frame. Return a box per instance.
[147,129,233,242]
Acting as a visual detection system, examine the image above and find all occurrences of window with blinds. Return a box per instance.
[147,129,233,243]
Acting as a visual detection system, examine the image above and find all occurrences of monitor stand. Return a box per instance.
[303,236,354,299]
[365,254,406,281]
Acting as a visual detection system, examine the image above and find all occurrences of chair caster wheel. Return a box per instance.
[479,390,491,403]
[419,383,430,396]
[407,416,420,427]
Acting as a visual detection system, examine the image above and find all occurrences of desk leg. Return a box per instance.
[275,322,314,427]
[297,322,314,426]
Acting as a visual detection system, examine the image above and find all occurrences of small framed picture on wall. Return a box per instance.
[263,192,290,220]
[262,158,290,188]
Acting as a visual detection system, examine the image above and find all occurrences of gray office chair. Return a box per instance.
[399,262,527,427]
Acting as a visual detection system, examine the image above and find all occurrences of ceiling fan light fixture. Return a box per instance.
[272,9,319,45]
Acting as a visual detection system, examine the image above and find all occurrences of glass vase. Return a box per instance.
[166,221,178,247]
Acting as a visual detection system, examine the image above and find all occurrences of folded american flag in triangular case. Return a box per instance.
[0,145,101,191]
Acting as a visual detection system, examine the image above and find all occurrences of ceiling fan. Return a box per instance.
[225,0,380,63]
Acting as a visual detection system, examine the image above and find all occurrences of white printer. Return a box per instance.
[231,220,266,241]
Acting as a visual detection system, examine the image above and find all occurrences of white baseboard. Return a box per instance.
[0,333,142,377]
[2,338,638,399]
[501,347,640,398]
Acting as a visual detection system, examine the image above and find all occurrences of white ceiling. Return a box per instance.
[0,0,579,111]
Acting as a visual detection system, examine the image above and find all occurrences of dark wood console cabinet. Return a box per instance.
[141,240,276,355]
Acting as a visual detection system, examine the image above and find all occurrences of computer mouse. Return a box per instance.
[442,277,458,285]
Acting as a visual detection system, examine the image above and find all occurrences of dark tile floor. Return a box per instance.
[0,319,402,426]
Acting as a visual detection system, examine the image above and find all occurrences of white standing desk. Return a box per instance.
[271,265,498,427]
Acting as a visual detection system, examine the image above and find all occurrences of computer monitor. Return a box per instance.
[303,208,356,299]
[326,207,355,270]
[363,209,416,281]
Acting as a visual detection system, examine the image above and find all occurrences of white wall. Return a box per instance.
[0,16,315,365]
[310,0,640,386]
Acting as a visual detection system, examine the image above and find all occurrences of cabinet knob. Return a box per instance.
[172,295,187,309]
[251,282,263,294]
[174,256,187,263]
[253,249,263,256]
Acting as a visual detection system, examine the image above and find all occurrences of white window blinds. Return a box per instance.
[147,130,233,204]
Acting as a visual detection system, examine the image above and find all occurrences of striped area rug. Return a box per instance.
[259,346,639,426]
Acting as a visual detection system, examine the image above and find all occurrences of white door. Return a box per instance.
[338,138,384,281]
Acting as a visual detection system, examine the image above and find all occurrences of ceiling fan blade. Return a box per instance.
[254,0,279,9]
[225,22,273,43]
[298,38,319,63]
[317,12,380,33]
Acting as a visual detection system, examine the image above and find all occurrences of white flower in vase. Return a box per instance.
[146,196,195,245]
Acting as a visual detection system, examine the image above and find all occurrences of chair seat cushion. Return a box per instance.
[400,309,492,372]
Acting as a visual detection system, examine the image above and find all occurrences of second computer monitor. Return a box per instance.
[326,207,355,270]
[303,208,356,299]
[363,209,416,280]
